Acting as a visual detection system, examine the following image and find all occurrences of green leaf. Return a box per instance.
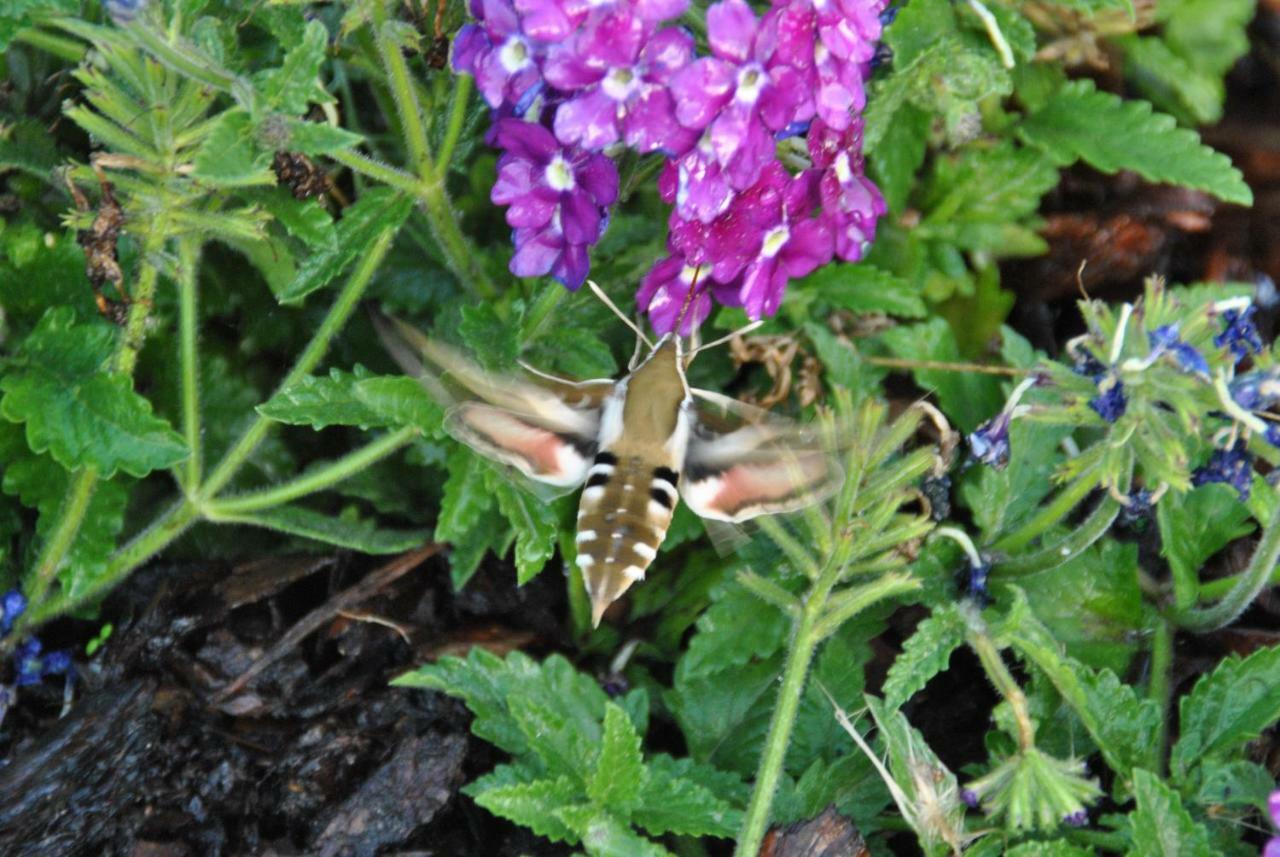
[1171,644,1280,781]
[257,192,337,249]
[1157,484,1254,611]
[192,109,273,185]
[882,604,966,710]
[1160,0,1255,79]
[1126,769,1214,857]
[1192,759,1275,812]
[587,703,646,813]
[0,426,129,600]
[486,469,560,585]
[577,814,674,857]
[1007,842,1095,857]
[460,303,520,371]
[1018,80,1251,206]
[0,0,77,53]
[260,19,330,114]
[258,366,441,432]
[276,188,413,303]
[632,755,744,838]
[0,308,188,478]
[675,576,790,683]
[1118,35,1224,125]
[467,770,582,844]
[868,104,930,214]
[877,318,1004,432]
[795,263,927,319]
[434,447,508,588]
[0,120,62,183]
[283,118,363,156]
[961,419,1070,541]
[218,504,427,553]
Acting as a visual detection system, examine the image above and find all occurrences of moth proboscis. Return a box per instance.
[372,287,842,627]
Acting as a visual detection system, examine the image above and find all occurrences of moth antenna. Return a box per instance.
[587,279,655,350]
[690,319,765,357]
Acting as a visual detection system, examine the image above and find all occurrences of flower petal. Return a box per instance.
[560,188,604,244]
[707,0,758,64]
[494,118,560,162]
[671,58,736,129]
[510,226,562,277]
[554,88,621,150]
[623,88,698,155]
[577,152,619,206]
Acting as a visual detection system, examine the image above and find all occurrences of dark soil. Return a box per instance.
[4,7,1280,857]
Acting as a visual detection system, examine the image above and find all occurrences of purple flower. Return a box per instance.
[1072,350,1108,380]
[664,141,738,224]
[703,162,834,318]
[1214,305,1263,362]
[1088,376,1126,422]
[104,0,147,25]
[1264,791,1280,857]
[0,590,25,636]
[1062,809,1088,827]
[670,0,812,191]
[968,412,1012,468]
[961,788,981,809]
[809,117,885,261]
[637,255,713,334]
[547,15,698,154]
[1228,370,1280,411]
[1191,442,1253,500]
[964,557,991,605]
[454,0,556,110]
[1118,488,1154,527]
[14,638,43,687]
[1147,324,1209,375]
[490,119,618,288]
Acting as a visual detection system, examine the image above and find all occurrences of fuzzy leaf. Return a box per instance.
[219,504,427,553]
[577,814,673,857]
[258,366,441,432]
[587,703,646,813]
[868,104,929,214]
[0,0,77,52]
[878,318,1004,432]
[882,604,966,710]
[468,771,582,844]
[1192,759,1275,812]
[1157,484,1254,611]
[675,576,790,682]
[192,109,273,185]
[261,19,330,114]
[433,447,508,588]
[0,120,62,182]
[1126,769,1214,857]
[487,473,559,585]
[257,192,337,249]
[284,118,363,156]
[1018,80,1251,206]
[276,188,413,303]
[460,303,520,371]
[0,308,188,478]
[632,755,744,838]
[1171,644,1280,781]
[794,263,927,319]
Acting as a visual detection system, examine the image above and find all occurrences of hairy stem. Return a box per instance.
[199,229,396,499]
[178,237,203,492]
[435,74,474,176]
[1147,618,1173,773]
[991,465,1105,554]
[969,624,1037,750]
[206,427,418,516]
[373,4,433,181]
[1173,497,1280,632]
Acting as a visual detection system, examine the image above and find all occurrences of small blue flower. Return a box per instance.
[14,638,43,687]
[879,4,901,26]
[961,788,981,809]
[1071,351,1107,380]
[1229,372,1275,410]
[1266,424,1280,449]
[1214,306,1263,362]
[1088,377,1127,422]
[1119,489,1153,527]
[42,650,73,676]
[968,414,1012,469]
[1147,324,1209,375]
[0,590,26,636]
[103,0,146,26]
[1192,443,1253,500]
[965,559,991,606]
[1063,809,1088,827]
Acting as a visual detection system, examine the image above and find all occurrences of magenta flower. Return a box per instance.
[490,119,619,288]
[662,139,738,223]
[809,117,884,261]
[546,15,698,154]
[453,0,551,110]
[1265,791,1280,857]
[637,255,714,334]
[670,0,811,192]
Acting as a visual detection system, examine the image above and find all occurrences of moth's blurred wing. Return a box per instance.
[681,388,842,523]
[446,403,598,487]
[372,309,613,488]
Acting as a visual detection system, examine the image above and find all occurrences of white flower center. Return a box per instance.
[544,155,576,192]
[602,66,639,101]
[761,224,790,258]
[834,151,854,184]
[498,37,531,73]
[735,64,767,105]
[679,264,701,285]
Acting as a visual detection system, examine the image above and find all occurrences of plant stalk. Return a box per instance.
[178,237,203,492]
[1147,618,1173,774]
[1173,496,1280,632]
[991,466,1104,554]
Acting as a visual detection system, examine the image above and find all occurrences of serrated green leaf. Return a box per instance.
[884,0,956,68]
[276,188,412,303]
[0,308,188,478]
[675,576,790,683]
[1118,35,1224,125]
[192,109,273,185]
[795,263,927,319]
[260,19,329,114]
[578,814,674,857]
[488,473,559,584]
[434,447,507,587]
[882,604,966,710]
[632,755,745,838]
[920,142,1058,242]
[877,318,1004,432]
[257,191,336,250]
[588,703,646,812]
[0,120,62,183]
[1171,644,1280,781]
[468,772,582,843]
[258,366,440,432]
[0,0,77,53]
[962,418,1070,541]
[1018,80,1251,206]
[1160,0,1255,80]
[0,426,129,600]
[805,324,887,403]
[669,656,780,777]
[1127,769,1214,857]
[1192,759,1275,812]
[216,504,427,553]
[1007,842,1094,857]
[283,118,363,156]
[868,104,929,214]
[460,303,519,371]
[1157,484,1254,610]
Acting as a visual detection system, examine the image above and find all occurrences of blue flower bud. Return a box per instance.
[1088,377,1127,422]
[968,414,1012,469]
[14,638,43,688]
[1192,443,1253,500]
[0,590,26,636]
[1214,306,1263,363]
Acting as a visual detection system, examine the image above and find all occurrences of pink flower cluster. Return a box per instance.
[454,0,888,330]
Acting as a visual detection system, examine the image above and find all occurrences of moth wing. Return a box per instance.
[681,388,842,523]
[372,309,612,487]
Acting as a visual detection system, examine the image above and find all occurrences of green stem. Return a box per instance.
[26,468,99,608]
[435,74,473,176]
[178,237,202,492]
[112,227,167,375]
[328,148,423,197]
[1173,496,1280,633]
[969,623,1036,750]
[991,466,1105,554]
[1147,618,1173,774]
[734,593,824,857]
[206,427,418,515]
[1197,562,1280,601]
[419,177,500,301]
[13,27,87,62]
[373,7,432,180]
[199,228,396,500]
